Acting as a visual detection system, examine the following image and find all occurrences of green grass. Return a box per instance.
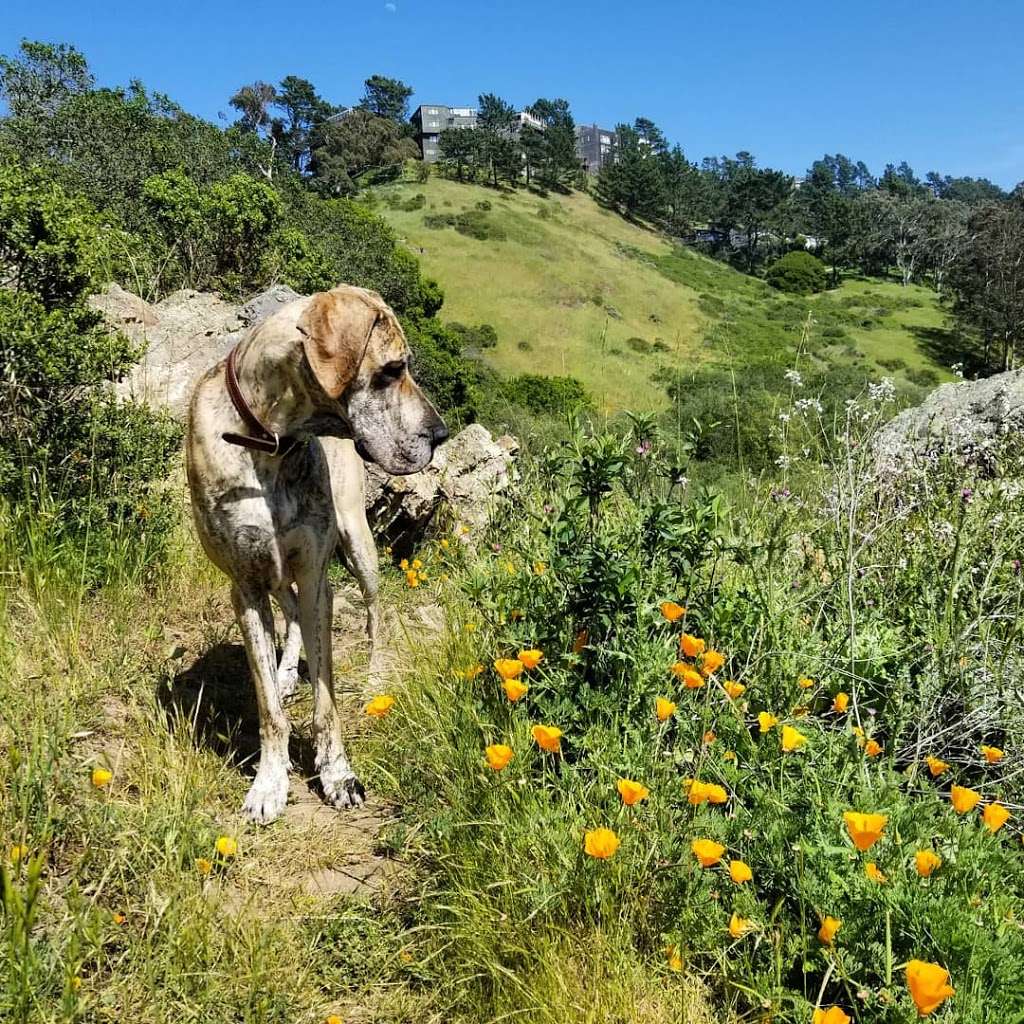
[372,175,953,413]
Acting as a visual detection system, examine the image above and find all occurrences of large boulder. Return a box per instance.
[874,369,1024,476]
[364,424,517,547]
[90,285,246,419]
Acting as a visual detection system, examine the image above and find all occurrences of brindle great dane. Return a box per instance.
[186,285,447,823]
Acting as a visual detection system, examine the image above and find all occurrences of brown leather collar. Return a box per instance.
[221,345,302,457]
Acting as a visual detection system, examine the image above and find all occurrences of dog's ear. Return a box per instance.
[297,291,378,399]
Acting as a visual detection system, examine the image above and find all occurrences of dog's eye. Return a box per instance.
[378,360,406,383]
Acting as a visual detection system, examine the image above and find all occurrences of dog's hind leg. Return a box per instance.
[337,506,383,680]
[295,562,365,810]
[273,583,302,700]
[230,583,291,824]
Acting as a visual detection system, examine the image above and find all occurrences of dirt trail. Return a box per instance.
[159,577,442,909]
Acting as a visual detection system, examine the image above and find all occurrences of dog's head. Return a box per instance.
[297,286,448,475]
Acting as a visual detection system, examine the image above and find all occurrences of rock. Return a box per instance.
[91,285,300,420]
[238,284,301,327]
[88,282,158,327]
[874,369,1024,476]
[364,423,516,546]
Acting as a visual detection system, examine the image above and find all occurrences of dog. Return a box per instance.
[186,285,447,823]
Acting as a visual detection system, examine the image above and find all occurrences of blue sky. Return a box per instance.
[4,0,1023,187]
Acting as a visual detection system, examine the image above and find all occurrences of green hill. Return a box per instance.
[373,175,953,414]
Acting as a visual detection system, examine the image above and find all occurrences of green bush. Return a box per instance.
[766,251,828,295]
[502,374,591,417]
[448,322,498,350]
[0,163,180,582]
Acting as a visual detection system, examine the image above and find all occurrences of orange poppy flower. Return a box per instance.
[680,633,706,658]
[702,730,716,745]
[572,630,589,654]
[812,1009,851,1024]
[666,946,683,972]
[781,725,807,752]
[691,838,725,867]
[655,697,677,722]
[518,649,543,670]
[494,658,524,681]
[584,827,620,859]
[980,745,1004,764]
[531,724,562,753]
[723,680,746,700]
[195,857,213,875]
[91,767,113,788]
[950,785,981,814]
[864,739,883,757]
[502,679,529,702]
[728,913,753,938]
[758,712,779,733]
[616,778,650,806]
[905,960,955,1016]
[701,650,725,676]
[925,755,949,777]
[485,744,514,771]
[686,780,728,805]
[797,676,815,690]
[915,850,941,877]
[728,859,752,884]
[672,662,705,688]
[865,861,886,883]
[843,811,887,851]
[831,692,850,713]
[982,802,1011,833]
[818,916,841,945]
[365,695,396,717]
[659,601,686,622]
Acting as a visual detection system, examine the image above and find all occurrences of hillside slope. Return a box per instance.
[373,176,953,413]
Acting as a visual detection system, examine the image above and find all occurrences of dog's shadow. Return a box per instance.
[157,643,318,780]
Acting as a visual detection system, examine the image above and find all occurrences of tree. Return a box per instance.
[948,198,1024,370]
[475,94,519,188]
[310,109,418,195]
[707,154,791,271]
[917,199,969,296]
[797,154,874,285]
[880,160,926,198]
[273,75,336,172]
[861,191,930,286]
[766,251,828,294]
[526,98,580,189]
[437,127,480,182]
[229,81,279,177]
[658,145,705,234]
[358,75,413,122]
[925,172,1006,204]
[0,40,93,119]
[595,123,666,220]
[519,124,546,186]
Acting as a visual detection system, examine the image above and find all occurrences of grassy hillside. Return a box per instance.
[373,175,953,413]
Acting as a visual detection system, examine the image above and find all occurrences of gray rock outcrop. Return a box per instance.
[874,369,1024,475]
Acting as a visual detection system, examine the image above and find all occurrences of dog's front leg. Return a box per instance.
[231,583,291,824]
[296,565,365,809]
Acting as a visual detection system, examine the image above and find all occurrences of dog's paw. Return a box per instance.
[321,764,366,810]
[276,663,301,701]
[242,768,289,824]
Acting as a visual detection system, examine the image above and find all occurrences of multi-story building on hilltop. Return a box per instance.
[574,123,617,174]
[411,104,478,162]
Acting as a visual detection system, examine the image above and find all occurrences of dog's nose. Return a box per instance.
[430,421,450,447]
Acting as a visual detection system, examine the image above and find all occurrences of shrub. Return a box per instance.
[626,337,652,355]
[502,374,591,417]
[448,322,498,350]
[0,167,181,580]
[766,251,828,295]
